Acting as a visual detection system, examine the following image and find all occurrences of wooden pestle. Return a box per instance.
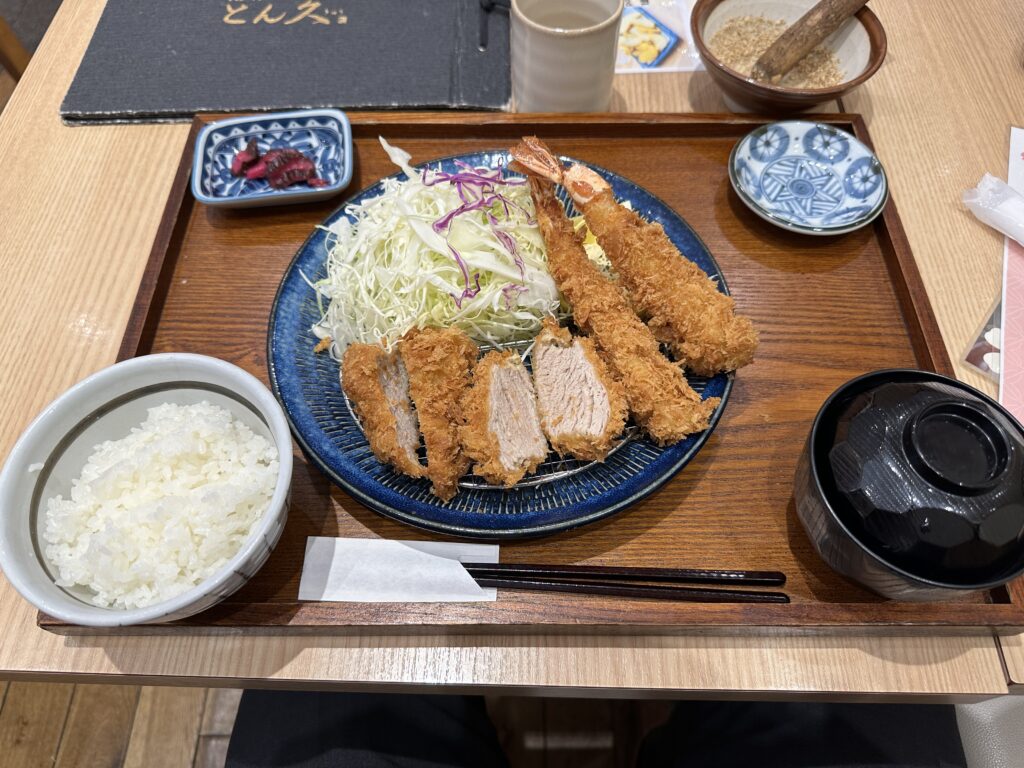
[751,0,868,84]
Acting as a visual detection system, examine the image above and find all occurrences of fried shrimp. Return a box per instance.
[401,326,478,501]
[513,136,758,376]
[522,174,717,444]
[341,344,425,479]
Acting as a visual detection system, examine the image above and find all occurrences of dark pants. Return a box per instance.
[637,700,967,768]
[226,691,510,768]
[226,691,967,768]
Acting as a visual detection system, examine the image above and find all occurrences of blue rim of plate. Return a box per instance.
[267,150,732,539]
[727,122,888,236]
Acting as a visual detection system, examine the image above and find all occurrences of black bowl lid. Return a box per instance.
[810,369,1024,589]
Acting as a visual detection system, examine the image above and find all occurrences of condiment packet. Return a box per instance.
[963,173,1024,246]
[297,537,498,602]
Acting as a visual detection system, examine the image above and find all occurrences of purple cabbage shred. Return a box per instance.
[501,283,528,310]
[421,161,530,304]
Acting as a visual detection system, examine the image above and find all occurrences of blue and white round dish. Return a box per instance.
[268,151,731,539]
[728,121,888,236]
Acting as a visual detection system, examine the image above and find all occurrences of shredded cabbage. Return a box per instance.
[572,214,613,273]
[309,137,561,354]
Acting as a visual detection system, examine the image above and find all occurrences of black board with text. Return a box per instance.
[61,0,511,124]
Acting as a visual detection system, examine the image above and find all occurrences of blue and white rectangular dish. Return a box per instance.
[191,109,353,208]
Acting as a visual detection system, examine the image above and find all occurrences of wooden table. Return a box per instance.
[0,0,1022,698]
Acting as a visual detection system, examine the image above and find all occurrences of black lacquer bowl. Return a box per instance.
[795,369,1024,600]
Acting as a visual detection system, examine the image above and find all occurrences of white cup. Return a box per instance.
[511,0,625,113]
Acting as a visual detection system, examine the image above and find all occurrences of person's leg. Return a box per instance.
[225,690,510,768]
[638,701,967,768]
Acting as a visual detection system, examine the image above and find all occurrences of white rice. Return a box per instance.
[43,401,279,610]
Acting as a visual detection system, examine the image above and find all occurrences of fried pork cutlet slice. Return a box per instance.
[532,318,627,461]
[461,350,549,486]
[341,344,424,479]
[401,326,478,501]
[521,175,717,445]
[513,135,758,376]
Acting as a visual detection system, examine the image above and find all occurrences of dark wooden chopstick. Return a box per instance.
[472,576,790,604]
[463,562,786,588]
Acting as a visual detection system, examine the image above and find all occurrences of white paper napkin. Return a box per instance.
[297,537,499,602]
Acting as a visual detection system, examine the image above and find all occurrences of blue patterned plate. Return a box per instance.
[728,121,888,236]
[191,109,353,208]
[268,152,731,539]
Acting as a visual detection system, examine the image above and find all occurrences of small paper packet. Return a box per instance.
[297,537,499,603]
[963,173,1024,245]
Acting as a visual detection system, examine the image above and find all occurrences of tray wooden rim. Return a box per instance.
[40,111,1024,634]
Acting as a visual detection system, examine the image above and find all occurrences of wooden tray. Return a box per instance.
[41,112,1024,634]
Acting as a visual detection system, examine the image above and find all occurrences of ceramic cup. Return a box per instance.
[511,0,624,112]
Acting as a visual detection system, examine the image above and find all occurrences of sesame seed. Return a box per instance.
[708,16,845,89]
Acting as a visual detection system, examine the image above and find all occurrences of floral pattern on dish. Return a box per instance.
[844,156,885,200]
[760,158,843,218]
[802,125,851,164]
[748,125,790,163]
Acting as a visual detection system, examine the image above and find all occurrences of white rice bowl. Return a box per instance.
[0,353,293,627]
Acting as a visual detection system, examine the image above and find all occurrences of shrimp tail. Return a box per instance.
[509,136,566,184]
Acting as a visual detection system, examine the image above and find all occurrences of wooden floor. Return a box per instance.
[0,680,672,767]
[0,682,240,768]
